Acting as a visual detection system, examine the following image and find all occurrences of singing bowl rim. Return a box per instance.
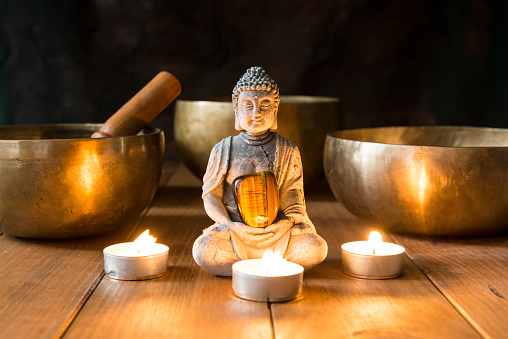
[324,125,508,237]
[177,95,340,105]
[0,123,162,141]
[327,125,508,149]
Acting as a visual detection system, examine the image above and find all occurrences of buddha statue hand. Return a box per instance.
[227,221,275,247]
[254,218,294,249]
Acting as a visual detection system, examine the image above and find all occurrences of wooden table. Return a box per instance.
[1,163,507,339]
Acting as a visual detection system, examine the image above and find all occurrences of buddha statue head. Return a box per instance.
[232,67,280,133]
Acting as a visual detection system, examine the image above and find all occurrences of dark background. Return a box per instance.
[1,0,507,137]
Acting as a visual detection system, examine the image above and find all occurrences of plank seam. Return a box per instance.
[390,235,489,339]
[58,273,106,339]
[268,302,276,339]
[0,215,4,236]
[59,163,178,338]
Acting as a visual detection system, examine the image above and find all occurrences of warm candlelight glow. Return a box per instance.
[341,230,405,279]
[368,231,382,243]
[262,249,285,276]
[133,229,157,253]
[103,229,169,280]
[409,159,429,216]
[67,145,103,199]
[78,148,100,195]
[418,163,428,205]
[232,250,304,301]
[368,231,382,255]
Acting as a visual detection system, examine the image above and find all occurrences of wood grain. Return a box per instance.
[0,164,176,339]
[391,233,508,339]
[271,184,481,339]
[1,163,506,339]
[63,165,273,339]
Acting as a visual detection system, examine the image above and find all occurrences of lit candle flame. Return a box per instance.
[133,229,157,253]
[262,249,285,276]
[368,231,382,255]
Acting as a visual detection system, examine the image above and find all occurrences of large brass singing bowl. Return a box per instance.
[0,124,164,239]
[175,96,341,185]
[324,126,508,236]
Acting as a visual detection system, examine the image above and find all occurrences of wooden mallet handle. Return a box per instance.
[92,71,181,138]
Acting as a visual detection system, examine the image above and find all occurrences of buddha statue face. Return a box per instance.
[232,66,280,133]
[236,90,276,135]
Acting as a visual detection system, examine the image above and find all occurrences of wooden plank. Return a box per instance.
[391,233,508,339]
[63,165,273,339]
[271,184,481,339]
[0,164,177,339]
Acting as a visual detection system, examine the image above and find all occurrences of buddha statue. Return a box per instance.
[192,66,327,276]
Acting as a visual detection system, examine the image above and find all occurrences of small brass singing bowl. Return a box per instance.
[324,126,508,236]
[174,96,341,185]
[0,124,164,239]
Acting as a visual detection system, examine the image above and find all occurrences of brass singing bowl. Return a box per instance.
[174,96,341,185]
[0,124,164,239]
[324,126,508,236]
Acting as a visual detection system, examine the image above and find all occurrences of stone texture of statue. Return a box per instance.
[192,66,327,276]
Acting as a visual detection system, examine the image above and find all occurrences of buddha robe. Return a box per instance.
[193,132,327,276]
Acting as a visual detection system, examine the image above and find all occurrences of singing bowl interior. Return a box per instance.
[174,96,341,185]
[324,126,508,236]
[0,124,164,239]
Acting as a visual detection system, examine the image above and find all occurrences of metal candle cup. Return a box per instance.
[341,232,405,279]
[103,242,169,280]
[103,230,169,280]
[232,259,304,302]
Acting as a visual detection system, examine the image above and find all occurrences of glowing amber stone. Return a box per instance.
[233,171,279,228]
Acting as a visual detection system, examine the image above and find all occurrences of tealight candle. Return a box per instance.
[341,231,405,279]
[232,249,304,302]
[103,230,169,280]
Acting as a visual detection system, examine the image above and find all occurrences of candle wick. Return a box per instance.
[373,247,376,255]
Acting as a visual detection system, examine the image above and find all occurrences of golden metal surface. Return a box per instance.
[174,96,341,185]
[324,126,508,236]
[0,124,164,239]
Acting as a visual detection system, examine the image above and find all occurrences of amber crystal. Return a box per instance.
[233,171,279,228]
